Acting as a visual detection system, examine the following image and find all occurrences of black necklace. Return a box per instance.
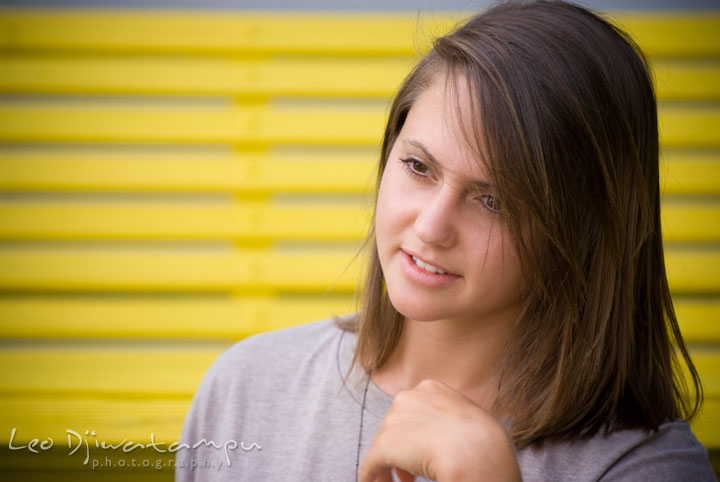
[355,374,371,482]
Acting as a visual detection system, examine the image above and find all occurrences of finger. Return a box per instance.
[367,467,394,482]
[358,432,396,482]
[358,451,392,482]
[392,467,416,482]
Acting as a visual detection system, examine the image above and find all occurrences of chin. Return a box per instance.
[387,292,452,323]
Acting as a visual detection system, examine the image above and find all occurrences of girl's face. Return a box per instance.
[375,79,524,327]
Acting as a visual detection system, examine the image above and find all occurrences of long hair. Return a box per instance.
[341,0,701,447]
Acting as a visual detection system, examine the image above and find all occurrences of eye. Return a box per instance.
[400,157,430,178]
[478,194,501,213]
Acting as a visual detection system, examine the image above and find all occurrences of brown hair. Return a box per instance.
[341,0,701,447]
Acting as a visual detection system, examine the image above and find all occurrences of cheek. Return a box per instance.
[375,166,406,242]
[374,172,391,235]
[374,176,396,265]
[494,239,524,298]
[467,227,523,288]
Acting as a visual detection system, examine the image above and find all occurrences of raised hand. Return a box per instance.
[358,379,522,482]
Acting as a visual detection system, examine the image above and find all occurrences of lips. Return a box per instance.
[399,250,460,287]
[403,250,455,276]
[410,255,447,274]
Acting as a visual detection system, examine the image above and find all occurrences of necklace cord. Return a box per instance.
[356,374,371,482]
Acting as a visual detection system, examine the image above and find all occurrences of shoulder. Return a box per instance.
[519,420,716,482]
[598,420,716,481]
[191,316,360,406]
[202,318,352,390]
[178,318,355,442]
[213,318,347,369]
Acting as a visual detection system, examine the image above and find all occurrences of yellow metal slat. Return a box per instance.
[0,248,363,292]
[653,61,720,100]
[0,452,175,479]
[692,350,720,398]
[659,106,720,148]
[662,153,720,195]
[676,299,720,343]
[680,351,720,448]
[0,296,354,339]
[0,10,446,55]
[0,103,386,145]
[691,397,720,448]
[661,202,720,242]
[0,203,370,241]
[0,56,414,98]
[0,151,378,194]
[665,250,720,294]
[613,13,720,57]
[1,10,718,57]
[0,398,191,444]
[0,348,219,396]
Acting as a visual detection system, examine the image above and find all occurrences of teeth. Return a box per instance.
[411,255,446,274]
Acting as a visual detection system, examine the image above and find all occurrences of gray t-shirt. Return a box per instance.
[175,319,716,481]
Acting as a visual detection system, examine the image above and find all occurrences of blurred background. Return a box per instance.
[0,0,718,479]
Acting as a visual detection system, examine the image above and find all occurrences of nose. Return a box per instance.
[413,186,459,248]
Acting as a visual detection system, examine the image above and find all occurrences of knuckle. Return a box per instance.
[392,389,412,405]
[417,378,441,390]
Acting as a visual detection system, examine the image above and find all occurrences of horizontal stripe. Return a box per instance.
[0,296,354,339]
[0,11,718,56]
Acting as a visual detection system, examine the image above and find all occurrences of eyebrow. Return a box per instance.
[402,138,492,191]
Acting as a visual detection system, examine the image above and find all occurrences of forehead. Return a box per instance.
[399,76,490,184]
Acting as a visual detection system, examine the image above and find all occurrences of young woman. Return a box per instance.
[176,1,716,481]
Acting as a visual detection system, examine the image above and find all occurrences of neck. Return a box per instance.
[372,310,517,412]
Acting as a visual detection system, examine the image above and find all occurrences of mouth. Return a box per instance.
[399,250,460,287]
[403,250,457,277]
[410,255,447,274]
